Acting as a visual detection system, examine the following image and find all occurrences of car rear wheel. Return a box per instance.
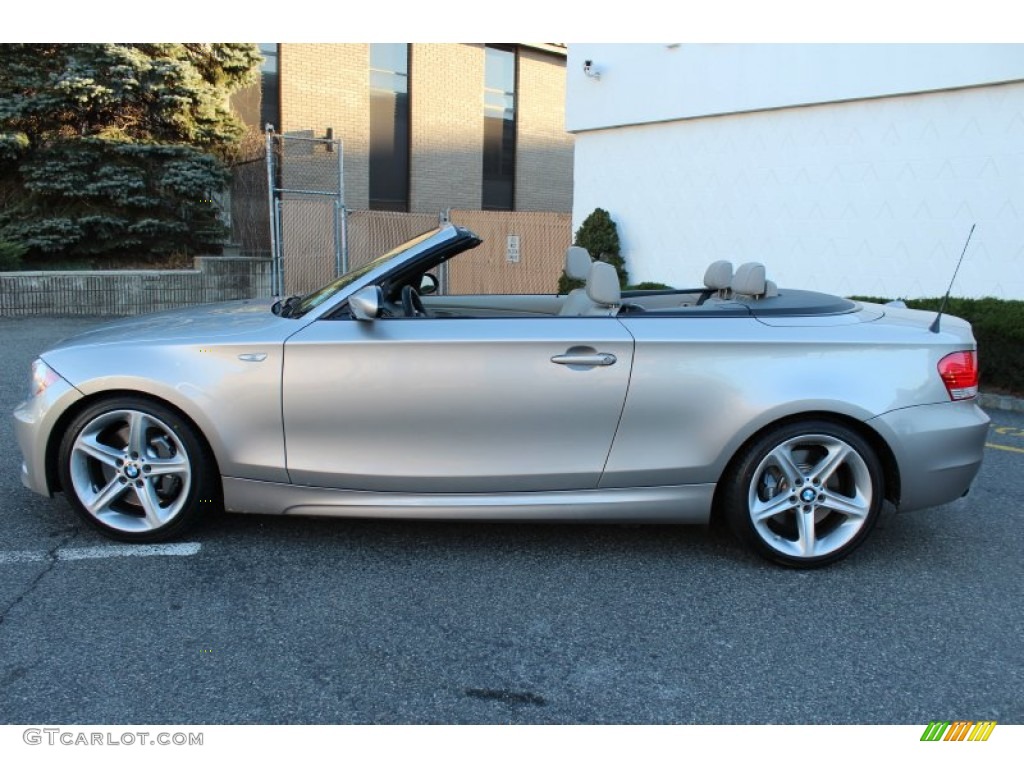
[58,397,216,542]
[722,421,883,568]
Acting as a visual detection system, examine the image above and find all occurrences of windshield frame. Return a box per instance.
[284,225,478,320]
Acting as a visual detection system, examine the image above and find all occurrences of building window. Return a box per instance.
[259,44,280,131]
[369,43,410,212]
[482,46,517,211]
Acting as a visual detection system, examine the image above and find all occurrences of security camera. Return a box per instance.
[583,59,600,80]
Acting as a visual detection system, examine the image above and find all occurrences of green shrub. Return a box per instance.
[0,239,27,270]
[627,281,674,291]
[558,207,630,293]
[851,296,1024,396]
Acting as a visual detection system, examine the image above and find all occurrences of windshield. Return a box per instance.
[288,228,442,317]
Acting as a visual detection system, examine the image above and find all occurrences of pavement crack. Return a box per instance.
[464,687,547,707]
[0,529,79,627]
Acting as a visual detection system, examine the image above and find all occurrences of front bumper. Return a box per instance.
[12,374,83,497]
[867,399,990,513]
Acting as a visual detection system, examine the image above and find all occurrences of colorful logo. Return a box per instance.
[921,721,997,742]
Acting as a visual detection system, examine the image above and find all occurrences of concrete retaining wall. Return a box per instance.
[0,256,272,317]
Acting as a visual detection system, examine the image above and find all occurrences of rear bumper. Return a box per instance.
[867,400,989,513]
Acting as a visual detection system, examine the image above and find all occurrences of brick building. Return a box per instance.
[237,43,573,215]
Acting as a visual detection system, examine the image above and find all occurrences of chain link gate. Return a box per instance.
[265,130,347,296]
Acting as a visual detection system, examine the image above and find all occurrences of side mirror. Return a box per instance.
[419,273,439,296]
[349,285,382,321]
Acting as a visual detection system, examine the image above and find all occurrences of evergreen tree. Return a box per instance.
[558,207,630,293]
[0,43,261,262]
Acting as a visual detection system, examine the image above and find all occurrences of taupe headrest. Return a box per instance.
[732,262,766,297]
[565,246,592,281]
[704,260,733,291]
[586,261,621,307]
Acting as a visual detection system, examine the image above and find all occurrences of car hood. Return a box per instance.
[44,298,289,353]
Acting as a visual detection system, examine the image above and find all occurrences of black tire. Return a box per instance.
[721,420,884,568]
[57,396,217,542]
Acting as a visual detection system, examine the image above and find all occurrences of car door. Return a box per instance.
[282,315,634,493]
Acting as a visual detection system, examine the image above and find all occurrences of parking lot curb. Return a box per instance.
[979,392,1024,414]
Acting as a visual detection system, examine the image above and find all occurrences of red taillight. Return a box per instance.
[938,350,979,400]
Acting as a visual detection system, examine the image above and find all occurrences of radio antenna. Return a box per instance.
[929,223,976,334]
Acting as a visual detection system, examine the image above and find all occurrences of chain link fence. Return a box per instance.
[446,210,571,295]
[229,132,572,297]
[345,209,571,295]
[228,157,271,258]
[345,210,438,271]
[268,131,345,296]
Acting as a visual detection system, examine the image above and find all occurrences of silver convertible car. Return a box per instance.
[14,224,989,567]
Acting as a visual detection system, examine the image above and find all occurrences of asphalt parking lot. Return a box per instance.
[0,316,1021,725]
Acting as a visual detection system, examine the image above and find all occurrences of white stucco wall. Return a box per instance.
[568,45,1024,299]
[567,44,1024,131]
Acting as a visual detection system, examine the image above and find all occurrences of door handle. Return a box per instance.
[550,352,617,367]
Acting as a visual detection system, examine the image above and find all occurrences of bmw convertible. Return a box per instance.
[13,224,990,567]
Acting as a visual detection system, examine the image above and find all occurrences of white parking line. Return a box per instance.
[0,542,201,565]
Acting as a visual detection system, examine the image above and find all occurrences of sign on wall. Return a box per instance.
[506,235,521,263]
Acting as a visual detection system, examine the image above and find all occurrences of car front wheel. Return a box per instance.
[722,421,884,568]
[57,397,216,542]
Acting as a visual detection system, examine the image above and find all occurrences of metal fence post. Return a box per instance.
[265,130,280,297]
[273,198,284,296]
[339,205,349,275]
[337,138,346,275]
[333,199,343,277]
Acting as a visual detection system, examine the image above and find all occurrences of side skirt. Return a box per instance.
[222,478,715,524]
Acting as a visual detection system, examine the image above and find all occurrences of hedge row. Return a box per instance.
[851,296,1024,396]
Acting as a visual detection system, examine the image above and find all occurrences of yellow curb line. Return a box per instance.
[986,442,1024,454]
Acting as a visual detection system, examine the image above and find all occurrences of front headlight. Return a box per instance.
[29,358,61,399]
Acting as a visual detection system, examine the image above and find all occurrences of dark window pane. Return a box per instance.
[369,44,410,212]
[482,47,516,210]
[369,90,410,211]
[259,43,279,131]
